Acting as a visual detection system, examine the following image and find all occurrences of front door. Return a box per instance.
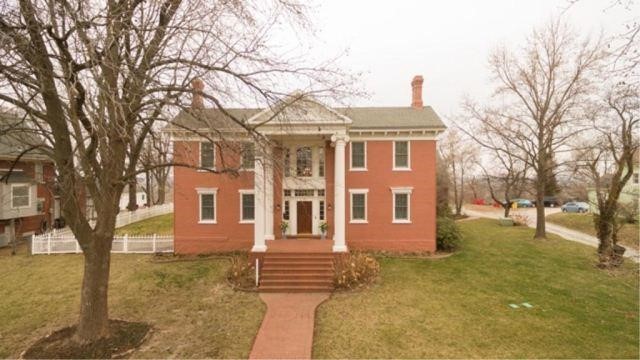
[296,201,312,234]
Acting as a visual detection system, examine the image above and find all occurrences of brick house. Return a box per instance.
[0,115,57,247]
[166,75,445,255]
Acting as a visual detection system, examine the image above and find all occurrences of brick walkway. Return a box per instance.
[249,293,330,359]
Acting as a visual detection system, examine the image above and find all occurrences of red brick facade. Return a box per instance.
[0,159,56,239]
[172,138,437,254]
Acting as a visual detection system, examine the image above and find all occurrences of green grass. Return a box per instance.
[115,213,173,236]
[547,212,639,250]
[0,251,264,358]
[314,219,639,359]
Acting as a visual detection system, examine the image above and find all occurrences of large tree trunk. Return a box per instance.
[503,204,511,218]
[126,178,138,211]
[75,235,113,342]
[145,170,152,207]
[156,184,166,205]
[534,178,546,239]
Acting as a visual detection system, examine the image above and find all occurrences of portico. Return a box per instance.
[249,97,352,253]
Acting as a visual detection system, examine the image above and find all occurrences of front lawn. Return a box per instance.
[115,213,173,236]
[547,212,639,250]
[0,253,264,358]
[314,219,639,359]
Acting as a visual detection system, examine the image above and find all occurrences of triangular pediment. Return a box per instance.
[247,92,352,127]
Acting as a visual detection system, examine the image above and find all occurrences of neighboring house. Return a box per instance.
[0,114,56,247]
[118,186,147,211]
[588,152,640,214]
[165,75,446,254]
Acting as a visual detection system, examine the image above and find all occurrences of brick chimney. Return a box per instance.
[191,78,204,109]
[411,75,424,109]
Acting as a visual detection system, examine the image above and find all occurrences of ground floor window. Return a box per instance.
[197,188,218,223]
[283,200,290,220]
[319,200,325,221]
[392,187,413,223]
[239,190,255,222]
[349,189,368,223]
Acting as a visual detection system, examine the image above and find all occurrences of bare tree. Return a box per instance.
[468,19,607,239]
[574,83,639,267]
[438,128,477,216]
[139,134,171,205]
[0,0,350,344]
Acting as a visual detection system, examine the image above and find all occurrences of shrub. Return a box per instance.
[436,216,462,251]
[511,213,530,226]
[226,254,256,289]
[333,252,380,290]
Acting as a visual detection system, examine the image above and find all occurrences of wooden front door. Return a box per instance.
[296,201,312,234]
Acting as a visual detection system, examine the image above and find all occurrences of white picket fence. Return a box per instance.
[111,203,173,228]
[31,203,175,255]
[32,233,173,254]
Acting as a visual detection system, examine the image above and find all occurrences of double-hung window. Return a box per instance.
[239,190,255,223]
[200,142,215,169]
[11,184,30,208]
[197,188,218,223]
[393,141,410,170]
[241,143,255,170]
[349,189,368,223]
[350,141,366,170]
[391,187,413,223]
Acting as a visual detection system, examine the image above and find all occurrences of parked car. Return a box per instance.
[561,202,590,213]
[535,196,561,207]
[512,199,534,208]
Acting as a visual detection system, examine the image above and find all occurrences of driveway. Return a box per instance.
[462,205,640,263]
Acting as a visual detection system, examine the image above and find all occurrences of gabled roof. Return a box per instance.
[166,105,445,133]
[0,112,51,161]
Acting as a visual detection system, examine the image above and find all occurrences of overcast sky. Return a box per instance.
[302,0,637,120]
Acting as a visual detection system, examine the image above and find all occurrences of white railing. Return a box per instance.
[31,233,173,255]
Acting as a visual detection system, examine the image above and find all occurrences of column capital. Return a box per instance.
[331,133,350,145]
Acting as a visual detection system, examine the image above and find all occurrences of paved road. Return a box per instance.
[462,206,640,263]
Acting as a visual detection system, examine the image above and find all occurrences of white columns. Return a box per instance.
[331,134,349,252]
[252,155,267,252]
[264,146,275,241]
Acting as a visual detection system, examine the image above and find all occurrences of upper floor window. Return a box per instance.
[318,146,325,177]
[35,163,43,182]
[393,141,410,170]
[200,142,215,169]
[11,184,30,208]
[284,148,291,177]
[241,143,255,170]
[350,142,366,170]
[296,147,312,177]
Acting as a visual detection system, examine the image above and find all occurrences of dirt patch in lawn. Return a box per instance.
[22,320,151,359]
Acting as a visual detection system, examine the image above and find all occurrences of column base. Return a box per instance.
[265,234,275,241]
[332,244,348,252]
[251,245,267,252]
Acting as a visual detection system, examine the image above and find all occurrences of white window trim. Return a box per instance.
[239,189,255,224]
[198,141,216,171]
[239,143,255,171]
[11,183,31,209]
[349,188,369,223]
[349,141,367,171]
[197,187,218,224]
[393,140,411,171]
[391,187,413,223]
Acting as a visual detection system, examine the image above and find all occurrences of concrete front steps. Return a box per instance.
[259,252,335,293]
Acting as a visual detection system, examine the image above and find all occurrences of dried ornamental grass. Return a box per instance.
[333,252,380,290]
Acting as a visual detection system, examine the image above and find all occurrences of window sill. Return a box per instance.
[350,219,368,224]
[392,220,412,224]
[197,168,216,173]
[239,220,255,224]
[198,220,217,224]
[392,167,412,172]
[349,168,367,172]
